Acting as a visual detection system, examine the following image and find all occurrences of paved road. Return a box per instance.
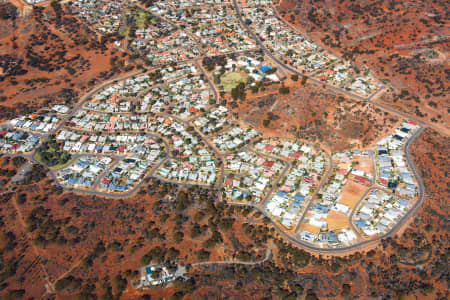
[293,150,333,234]
[1,2,429,254]
[232,0,450,136]
[4,126,425,253]
[221,126,426,254]
[232,0,379,101]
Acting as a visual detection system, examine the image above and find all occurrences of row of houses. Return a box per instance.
[58,156,113,189]
[257,139,327,229]
[85,74,157,113]
[68,112,217,161]
[84,63,204,114]
[242,0,274,7]
[136,30,201,65]
[354,189,410,236]
[299,228,357,247]
[212,125,259,152]
[296,119,420,247]
[240,4,379,96]
[100,158,154,192]
[55,130,164,161]
[127,13,202,65]
[67,111,149,132]
[140,75,212,119]
[222,150,286,204]
[152,3,257,56]
[375,120,420,198]
[157,156,217,186]
[8,114,60,134]
[71,0,127,34]
[0,130,40,153]
[193,106,232,136]
[299,150,370,247]
[151,0,230,10]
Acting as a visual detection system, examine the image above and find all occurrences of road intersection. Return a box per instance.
[1,2,430,254]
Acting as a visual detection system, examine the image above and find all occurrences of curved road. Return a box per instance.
[226,127,426,254]
[1,3,429,254]
[232,0,450,137]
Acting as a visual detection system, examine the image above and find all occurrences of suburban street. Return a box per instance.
[0,0,429,255]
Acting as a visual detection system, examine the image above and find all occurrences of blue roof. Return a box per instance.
[406,183,416,190]
[315,203,329,213]
[77,161,88,167]
[294,194,305,202]
[276,191,287,197]
[399,198,408,206]
[300,230,315,239]
[292,201,301,209]
[145,267,152,275]
[355,220,367,228]
[328,232,338,242]
[260,66,272,73]
[13,133,23,140]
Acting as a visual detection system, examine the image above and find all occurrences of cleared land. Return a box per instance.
[339,180,369,209]
[220,71,248,92]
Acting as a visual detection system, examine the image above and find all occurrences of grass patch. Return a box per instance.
[36,135,72,168]
[136,10,150,28]
[220,72,248,92]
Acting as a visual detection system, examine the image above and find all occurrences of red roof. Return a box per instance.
[408,120,418,125]
[337,169,347,175]
[356,176,369,184]
[11,144,19,150]
[118,145,125,152]
[0,130,7,136]
[188,107,198,113]
[264,161,274,169]
[290,152,302,159]
[225,178,233,186]
[264,144,274,152]
[101,178,111,184]
[379,178,388,185]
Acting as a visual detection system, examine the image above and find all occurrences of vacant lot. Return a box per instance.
[326,210,350,231]
[354,155,374,175]
[339,180,369,210]
[221,71,248,92]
